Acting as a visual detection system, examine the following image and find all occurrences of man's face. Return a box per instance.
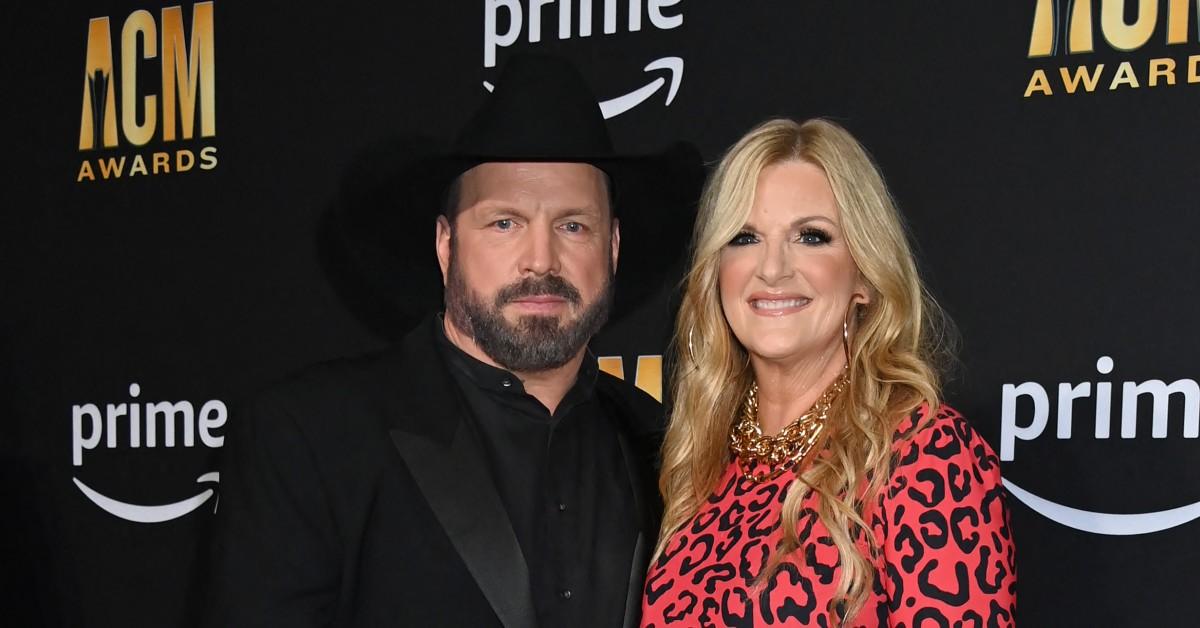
[436,162,620,372]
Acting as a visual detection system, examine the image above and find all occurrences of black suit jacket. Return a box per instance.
[204,322,662,627]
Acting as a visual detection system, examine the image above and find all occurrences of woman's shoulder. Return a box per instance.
[874,405,1018,626]
[889,403,1003,478]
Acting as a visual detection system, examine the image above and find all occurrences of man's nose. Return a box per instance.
[517,223,560,276]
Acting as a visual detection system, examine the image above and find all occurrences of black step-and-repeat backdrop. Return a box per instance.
[4,1,1199,625]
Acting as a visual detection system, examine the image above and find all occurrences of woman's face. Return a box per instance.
[718,160,867,367]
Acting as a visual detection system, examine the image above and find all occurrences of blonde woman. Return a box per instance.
[641,119,1016,626]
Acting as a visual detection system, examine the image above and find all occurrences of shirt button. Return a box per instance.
[501,379,512,388]
[559,589,572,600]
[557,503,567,512]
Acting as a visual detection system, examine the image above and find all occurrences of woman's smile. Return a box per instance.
[748,293,812,316]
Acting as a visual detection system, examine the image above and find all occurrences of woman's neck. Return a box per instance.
[749,344,847,435]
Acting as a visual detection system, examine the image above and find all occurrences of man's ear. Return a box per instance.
[435,214,452,285]
[610,217,620,274]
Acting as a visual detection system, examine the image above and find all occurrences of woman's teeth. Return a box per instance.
[751,298,809,310]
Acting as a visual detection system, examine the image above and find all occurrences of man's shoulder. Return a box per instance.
[249,323,445,427]
[257,348,404,406]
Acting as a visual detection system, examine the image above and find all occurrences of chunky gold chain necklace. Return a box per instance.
[729,371,849,483]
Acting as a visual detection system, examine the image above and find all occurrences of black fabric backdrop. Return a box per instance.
[4,1,1199,625]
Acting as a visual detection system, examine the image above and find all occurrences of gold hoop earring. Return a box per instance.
[842,303,857,367]
[687,325,698,364]
[842,318,850,364]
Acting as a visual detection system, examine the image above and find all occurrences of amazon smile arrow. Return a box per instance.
[1004,478,1200,536]
[74,471,220,523]
[484,56,684,119]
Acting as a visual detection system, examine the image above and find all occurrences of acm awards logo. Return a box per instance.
[1024,0,1200,97]
[483,0,685,118]
[1000,357,1200,535]
[72,383,227,523]
[76,2,217,182]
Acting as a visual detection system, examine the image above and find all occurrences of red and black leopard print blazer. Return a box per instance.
[641,405,1016,627]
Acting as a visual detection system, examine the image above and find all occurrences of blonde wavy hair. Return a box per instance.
[657,118,952,621]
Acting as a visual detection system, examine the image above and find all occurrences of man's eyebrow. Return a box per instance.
[551,205,604,218]
[463,201,522,215]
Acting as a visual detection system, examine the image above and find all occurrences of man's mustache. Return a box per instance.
[494,275,582,307]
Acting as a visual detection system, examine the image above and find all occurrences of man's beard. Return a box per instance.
[444,258,614,373]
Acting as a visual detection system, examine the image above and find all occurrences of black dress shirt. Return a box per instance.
[435,319,638,628]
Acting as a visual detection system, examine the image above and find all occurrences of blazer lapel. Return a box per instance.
[390,425,536,628]
[386,321,536,628]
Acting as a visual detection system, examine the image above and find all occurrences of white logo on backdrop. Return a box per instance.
[73,472,221,523]
[71,383,226,523]
[483,56,682,119]
[1001,356,1200,535]
[483,0,685,118]
[1001,479,1200,536]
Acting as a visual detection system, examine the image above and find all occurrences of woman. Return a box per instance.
[641,119,1016,627]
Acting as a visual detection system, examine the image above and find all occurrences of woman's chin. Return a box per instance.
[744,342,812,364]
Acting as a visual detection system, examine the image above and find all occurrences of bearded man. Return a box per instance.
[205,55,668,628]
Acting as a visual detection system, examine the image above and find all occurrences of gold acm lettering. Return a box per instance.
[1168,0,1196,44]
[160,3,215,142]
[79,18,118,150]
[1026,1,1200,97]
[98,156,126,179]
[129,154,150,176]
[1024,70,1054,97]
[1101,0,1157,51]
[1060,64,1104,93]
[1030,0,1198,56]
[1068,0,1095,54]
[1109,61,1141,88]
[75,3,218,183]
[120,10,157,146]
[1149,58,1177,86]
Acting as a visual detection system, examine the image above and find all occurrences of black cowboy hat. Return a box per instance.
[321,54,704,340]
[441,54,630,181]
[428,53,701,216]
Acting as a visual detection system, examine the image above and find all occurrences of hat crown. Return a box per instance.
[452,54,614,160]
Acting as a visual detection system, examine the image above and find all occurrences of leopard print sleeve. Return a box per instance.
[874,405,1017,627]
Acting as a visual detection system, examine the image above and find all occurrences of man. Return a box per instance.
[205,55,666,627]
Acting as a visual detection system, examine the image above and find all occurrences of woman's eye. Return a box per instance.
[798,228,831,245]
[728,231,758,246]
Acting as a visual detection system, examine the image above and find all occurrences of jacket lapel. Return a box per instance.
[389,425,536,628]
[386,322,536,628]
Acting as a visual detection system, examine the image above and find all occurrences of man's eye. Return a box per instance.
[562,221,584,234]
[798,228,831,245]
[728,231,757,246]
[494,219,514,230]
